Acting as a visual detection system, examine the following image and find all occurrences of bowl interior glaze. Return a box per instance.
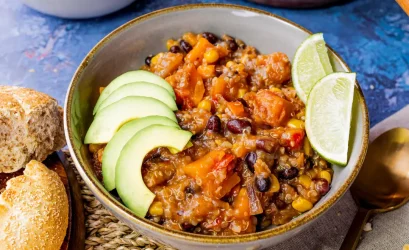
[65,4,369,247]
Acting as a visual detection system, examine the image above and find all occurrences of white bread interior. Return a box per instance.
[0,86,66,173]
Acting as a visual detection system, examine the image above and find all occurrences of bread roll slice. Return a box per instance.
[0,86,66,173]
[0,160,69,250]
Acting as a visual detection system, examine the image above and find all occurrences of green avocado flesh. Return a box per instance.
[94,82,178,115]
[116,125,192,217]
[84,96,177,144]
[102,116,180,191]
[93,70,176,113]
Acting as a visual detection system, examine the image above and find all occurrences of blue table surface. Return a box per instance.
[0,0,408,125]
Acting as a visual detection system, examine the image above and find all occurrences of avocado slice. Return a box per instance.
[84,96,177,144]
[94,70,176,113]
[102,116,180,191]
[94,82,178,115]
[116,125,192,217]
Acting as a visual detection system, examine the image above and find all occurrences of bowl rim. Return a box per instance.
[64,3,369,244]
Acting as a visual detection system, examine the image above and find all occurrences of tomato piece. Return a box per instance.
[281,128,305,149]
[214,154,235,172]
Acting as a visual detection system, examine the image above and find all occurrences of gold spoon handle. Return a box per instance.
[340,207,373,250]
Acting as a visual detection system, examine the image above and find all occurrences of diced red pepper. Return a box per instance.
[280,128,305,149]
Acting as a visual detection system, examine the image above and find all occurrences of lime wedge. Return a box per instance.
[292,33,333,103]
[305,72,356,165]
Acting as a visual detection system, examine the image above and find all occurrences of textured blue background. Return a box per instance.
[0,0,408,125]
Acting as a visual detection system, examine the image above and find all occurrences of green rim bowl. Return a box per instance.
[64,4,369,249]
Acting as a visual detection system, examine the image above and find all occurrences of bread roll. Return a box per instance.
[0,86,66,173]
[0,160,69,250]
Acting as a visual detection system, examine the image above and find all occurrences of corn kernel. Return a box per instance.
[236,63,245,72]
[89,144,104,153]
[97,148,104,163]
[182,32,198,46]
[292,197,313,212]
[238,88,247,98]
[232,143,247,158]
[226,61,235,68]
[287,118,305,129]
[197,99,212,111]
[303,138,313,156]
[149,201,164,216]
[270,87,282,93]
[151,53,162,66]
[204,49,219,63]
[319,170,332,183]
[166,39,179,50]
[270,174,280,193]
[299,175,312,189]
[306,169,318,179]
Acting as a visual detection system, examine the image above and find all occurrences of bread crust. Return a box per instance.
[0,86,66,173]
[0,160,69,250]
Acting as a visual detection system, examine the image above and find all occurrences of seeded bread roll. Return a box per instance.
[0,160,69,250]
[0,86,65,173]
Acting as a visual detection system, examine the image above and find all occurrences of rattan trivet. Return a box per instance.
[64,151,175,250]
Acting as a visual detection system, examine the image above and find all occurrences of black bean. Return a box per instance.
[236,98,248,107]
[227,40,238,52]
[315,178,330,195]
[182,223,195,232]
[236,39,246,49]
[180,39,192,53]
[145,55,153,66]
[202,32,218,44]
[215,65,224,77]
[185,186,195,194]
[169,45,181,53]
[226,119,251,134]
[206,115,221,133]
[244,152,257,173]
[256,138,278,153]
[275,199,287,210]
[278,167,299,180]
[255,175,271,192]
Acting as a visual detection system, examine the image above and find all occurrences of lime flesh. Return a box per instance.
[305,72,356,165]
[292,33,333,103]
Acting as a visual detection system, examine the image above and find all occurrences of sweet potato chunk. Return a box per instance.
[248,89,295,127]
[165,63,204,109]
[150,52,184,78]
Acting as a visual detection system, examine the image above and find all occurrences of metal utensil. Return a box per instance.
[341,127,409,250]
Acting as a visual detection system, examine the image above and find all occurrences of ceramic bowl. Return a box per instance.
[248,0,346,8]
[64,4,369,249]
[22,0,135,19]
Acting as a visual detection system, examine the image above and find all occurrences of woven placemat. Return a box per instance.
[64,151,175,250]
